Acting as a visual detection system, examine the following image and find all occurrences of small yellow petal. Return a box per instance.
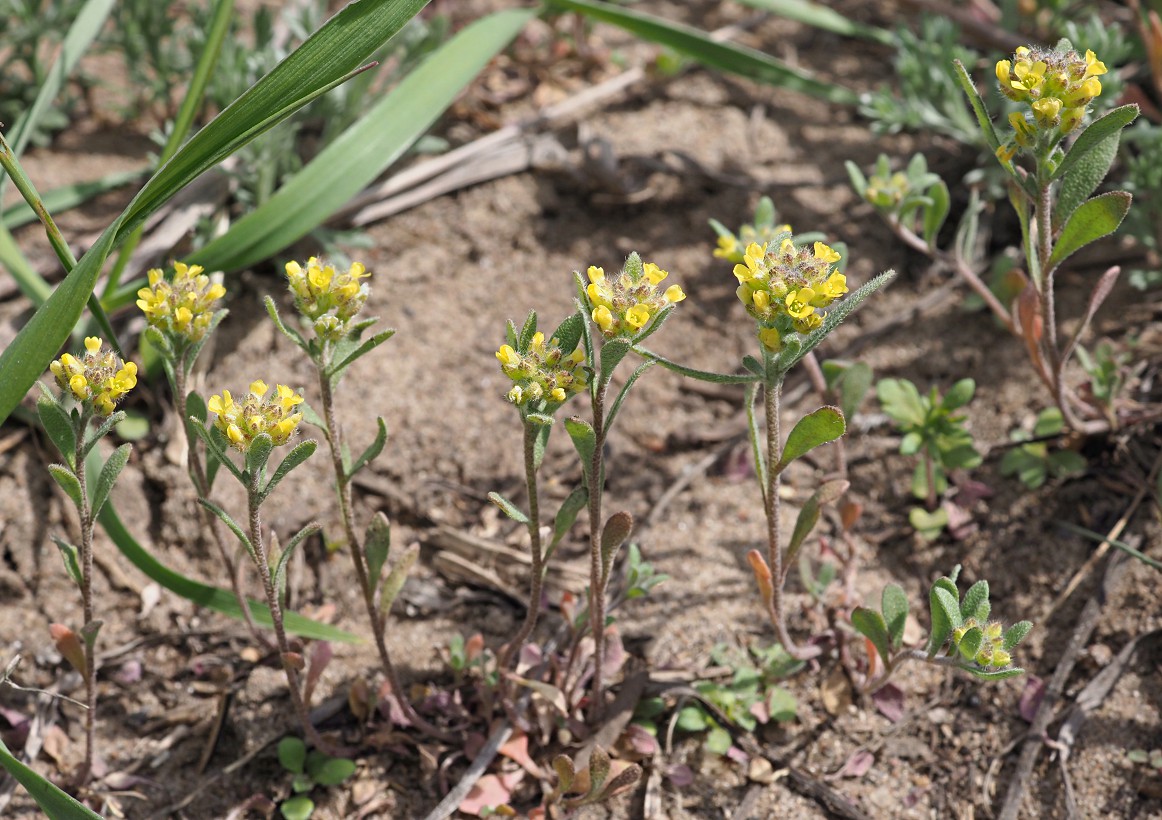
[664,284,686,303]
[84,336,102,353]
[250,380,269,397]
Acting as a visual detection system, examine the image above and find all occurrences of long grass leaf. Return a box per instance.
[0,736,102,819]
[0,0,432,427]
[547,0,858,105]
[191,8,533,272]
[1,168,145,230]
[734,0,894,45]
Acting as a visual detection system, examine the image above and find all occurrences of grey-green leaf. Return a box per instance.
[1048,191,1131,271]
[52,536,83,588]
[957,625,983,661]
[1051,104,1139,181]
[278,736,307,774]
[960,579,989,621]
[926,584,962,656]
[274,523,321,599]
[786,479,849,568]
[346,416,387,480]
[263,440,317,502]
[1003,620,1033,651]
[380,542,419,613]
[488,492,529,525]
[775,406,845,473]
[565,417,597,474]
[91,443,131,517]
[364,512,391,594]
[851,607,892,665]
[881,584,909,650]
[1054,127,1120,231]
[37,398,76,465]
[47,464,83,509]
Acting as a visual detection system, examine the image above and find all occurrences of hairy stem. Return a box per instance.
[246,470,330,752]
[73,412,97,784]
[498,422,545,687]
[174,358,266,647]
[316,359,450,740]
[763,379,821,661]
[587,378,610,719]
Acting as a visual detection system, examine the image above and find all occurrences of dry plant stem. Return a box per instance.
[498,422,545,682]
[173,359,266,647]
[244,470,329,753]
[587,378,610,719]
[315,364,449,741]
[71,416,97,784]
[854,648,964,695]
[764,380,821,661]
[886,216,1014,332]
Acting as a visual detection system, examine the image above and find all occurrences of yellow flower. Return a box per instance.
[208,382,304,452]
[664,284,686,303]
[1084,49,1107,78]
[593,305,614,332]
[625,303,652,329]
[137,262,225,343]
[550,387,566,403]
[793,313,823,333]
[758,327,782,351]
[752,290,770,312]
[643,262,668,285]
[587,265,605,284]
[284,257,371,341]
[813,242,841,264]
[1031,97,1062,126]
[250,380,269,398]
[713,235,738,259]
[811,272,848,306]
[49,338,137,416]
[496,344,521,369]
[84,336,101,354]
[507,385,523,404]
[785,288,816,319]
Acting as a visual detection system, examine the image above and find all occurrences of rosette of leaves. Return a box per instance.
[1000,408,1086,490]
[276,736,357,820]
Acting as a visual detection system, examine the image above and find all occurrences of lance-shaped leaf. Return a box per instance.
[553,755,576,794]
[881,584,909,651]
[600,511,633,574]
[346,416,388,480]
[565,417,597,478]
[1003,621,1033,651]
[922,179,950,246]
[1062,265,1121,368]
[548,486,587,554]
[190,419,245,485]
[960,579,990,622]
[265,296,309,351]
[786,479,849,570]
[943,378,975,410]
[745,383,767,501]
[852,607,892,665]
[846,160,869,199]
[52,537,83,588]
[82,411,125,463]
[379,542,419,613]
[50,624,87,677]
[37,398,76,465]
[47,465,83,509]
[327,330,396,382]
[488,492,529,525]
[952,60,1003,155]
[274,523,322,598]
[605,359,654,431]
[630,303,674,348]
[599,337,633,385]
[0,734,103,820]
[965,666,1025,680]
[364,512,391,593]
[956,625,984,661]
[550,312,585,355]
[747,549,774,604]
[519,310,538,351]
[91,442,131,517]
[1055,126,1121,231]
[774,406,845,474]
[1048,191,1131,271]
[199,497,255,560]
[926,584,963,656]
[262,440,317,503]
[245,432,274,477]
[1051,104,1139,181]
[633,346,758,384]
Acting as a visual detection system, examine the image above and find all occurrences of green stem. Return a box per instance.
[498,422,545,687]
[72,409,97,784]
[762,378,820,661]
[245,470,330,752]
[587,376,610,719]
[173,353,266,647]
[316,356,450,740]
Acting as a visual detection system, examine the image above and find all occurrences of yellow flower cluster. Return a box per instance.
[952,618,1012,668]
[585,261,686,338]
[496,332,587,408]
[713,222,792,263]
[207,381,304,452]
[49,337,138,416]
[733,239,848,349]
[136,262,226,342]
[997,46,1107,147]
[285,257,371,342]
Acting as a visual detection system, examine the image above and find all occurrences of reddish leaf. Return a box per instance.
[871,683,905,723]
[459,770,523,816]
[50,624,86,677]
[498,731,545,778]
[303,640,333,707]
[747,550,773,603]
[833,749,874,779]
[1018,675,1045,723]
[665,763,694,788]
[622,724,659,757]
[465,633,485,662]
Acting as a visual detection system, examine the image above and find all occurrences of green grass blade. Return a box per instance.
[734,0,895,45]
[546,0,858,105]
[5,0,115,167]
[0,736,103,819]
[0,0,432,427]
[0,223,51,303]
[2,168,145,230]
[191,8,533,272]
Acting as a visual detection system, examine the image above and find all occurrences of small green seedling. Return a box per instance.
[1127,748,1162,772]
[1001,408,1086,490]
[852,567,1031,693]
[877,377,981,538]
[276,736,357,820]
[674,644,799,757]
